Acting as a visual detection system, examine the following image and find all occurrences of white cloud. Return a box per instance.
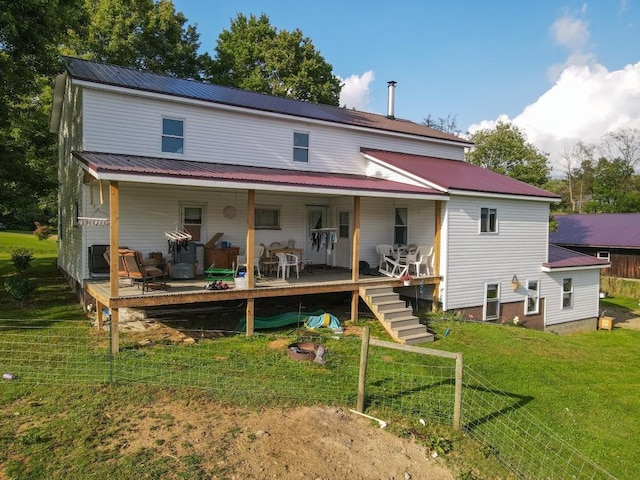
[469,10,640,178]
[338,70,375,111]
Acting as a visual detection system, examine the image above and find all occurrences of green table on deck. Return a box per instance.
[204,267,235,282]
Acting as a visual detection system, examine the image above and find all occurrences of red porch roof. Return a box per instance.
[543,245,610,270]
[362,148,560,199]
[73,151,445,197]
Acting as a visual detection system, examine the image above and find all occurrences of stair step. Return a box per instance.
[403,332,435,345]
[385,315,421,328]
[362,286,394,296]
[376,300,408,312]
[367,292,399,303]
[393,324,428,337]
[381,309,414,321]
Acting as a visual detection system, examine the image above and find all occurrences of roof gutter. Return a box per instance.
[541,263,610,272]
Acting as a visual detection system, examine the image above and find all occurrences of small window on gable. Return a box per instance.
[526,279,539,315]
[255,206,281,229]
[162,118,184,154]
[562,278,573,309]
[597,251,610,261]
[293,132,309,162]
[480,207,497,233]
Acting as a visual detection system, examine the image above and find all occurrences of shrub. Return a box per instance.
[33,222,51,241]
[10,248,34,272]
[4,274,36,305]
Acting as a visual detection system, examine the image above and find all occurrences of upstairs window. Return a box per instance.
[480,207,497,233]
[293,132,309,162]
[162,118,184,154]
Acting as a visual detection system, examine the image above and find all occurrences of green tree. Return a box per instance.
[466,122,551,187]
[585,158,640,213]
[209,13,342,105]
[66,0,209,79]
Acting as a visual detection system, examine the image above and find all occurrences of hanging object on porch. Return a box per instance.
[77,208,110,227]
[310,228,337,253]
[164,230,192,241]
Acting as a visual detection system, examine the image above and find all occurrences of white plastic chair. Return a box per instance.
[412,245,434,276]
[276,252,299,279]
[376,244,393,270]
[235,245,264,278]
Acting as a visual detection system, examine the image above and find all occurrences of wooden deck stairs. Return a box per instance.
[359,286,434,344]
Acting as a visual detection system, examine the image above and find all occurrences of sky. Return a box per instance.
[172,0,640,176]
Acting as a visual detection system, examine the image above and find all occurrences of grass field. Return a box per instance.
[0,231,638,479]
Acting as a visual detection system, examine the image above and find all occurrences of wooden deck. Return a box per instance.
[85,267,440,309]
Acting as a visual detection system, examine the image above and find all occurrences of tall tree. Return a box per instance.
[422,114,460,136]
[66,0,209,79]
[599,128,640,170]
[585,158,640,213]
[209,13,342,105]
[466,122,551,187]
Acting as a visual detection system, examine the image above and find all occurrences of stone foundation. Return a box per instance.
[545,317,598,334]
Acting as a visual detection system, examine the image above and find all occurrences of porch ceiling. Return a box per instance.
[74,151,446,200]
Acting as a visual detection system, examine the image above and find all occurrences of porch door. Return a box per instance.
[305,206,328,266]
[334,209,352,268]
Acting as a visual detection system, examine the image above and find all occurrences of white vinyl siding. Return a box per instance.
[444,196,550,311]
[81,88,464,176]
[542,270,601,326]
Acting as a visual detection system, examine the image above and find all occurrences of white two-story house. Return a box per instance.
[50,57,608,345]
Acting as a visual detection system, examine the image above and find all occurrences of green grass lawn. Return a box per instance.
[0,231,638,479]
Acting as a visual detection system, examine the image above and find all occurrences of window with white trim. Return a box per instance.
[339,211,350,239]
[394,207,408,245]
[255,206,281,229]
[597,251,610,261]
[526,279,539,315]
[162,118,184,154]
[480,207,497,233]
[293,132,309,162]
[484,283,500,321]
[562,278,573,309]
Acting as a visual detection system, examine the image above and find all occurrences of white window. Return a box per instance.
[562,278,573,309]
[597,251,610,261]
[339,211,349,239]
[182,205,203,241]
[526,279,539,315]
[293,132,309,162]
[480,207,497,233]
[394,207,408,245]
[162,118,184,154]
[484,283,500,321]
[255,206,281,229]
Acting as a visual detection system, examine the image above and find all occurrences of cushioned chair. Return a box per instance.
[103,247,133,286]
[120,249,167,293]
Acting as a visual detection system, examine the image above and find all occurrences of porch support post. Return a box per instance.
[96,300,104,329]
[245,189,256,335]
[109,181,120,353]
[432,200,442,312]
[351,196,361,322]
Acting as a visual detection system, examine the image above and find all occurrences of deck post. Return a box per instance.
[351,196,361,321]
[432,200,442,312]
[96,300,104,329]
[245,189,256,335]
[109,181,120,352]
[356,325,370,412]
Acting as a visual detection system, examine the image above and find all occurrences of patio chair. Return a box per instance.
[103,247,133,286]
[235,245,264,278]
[259,243,278,276]
[376,244,394,270]
[276,252,299,279]
[120,249,167,293]
[413,245,434,276]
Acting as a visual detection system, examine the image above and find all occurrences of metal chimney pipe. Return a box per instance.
[387,81,397,119]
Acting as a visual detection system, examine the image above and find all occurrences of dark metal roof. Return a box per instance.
[550,213,640,249]
[63,57,471,146]
[362,148,560,199]
[544,244,610,269]
[73,151,445,196]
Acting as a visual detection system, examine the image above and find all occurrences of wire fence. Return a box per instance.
[0,319,616,479]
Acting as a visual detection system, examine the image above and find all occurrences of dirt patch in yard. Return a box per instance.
[103,398,456,479]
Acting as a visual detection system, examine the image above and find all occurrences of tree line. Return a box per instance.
[0,0,341,229]
[1,0,637,230]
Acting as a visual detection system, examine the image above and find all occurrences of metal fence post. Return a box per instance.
[356,325,370,412]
